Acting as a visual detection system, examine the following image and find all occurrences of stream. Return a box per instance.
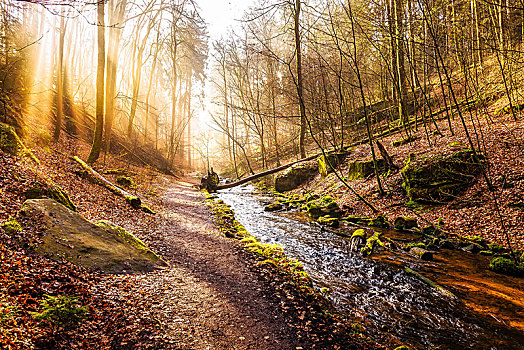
[216,185,524,350]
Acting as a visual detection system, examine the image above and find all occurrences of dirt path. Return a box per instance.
[98,179,310,349]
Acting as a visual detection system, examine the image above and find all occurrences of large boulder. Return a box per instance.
[18,199,167,273]
[401,147,484,202]
[275,161,318,192]
[346,158,385,180]
[318,151,349,177]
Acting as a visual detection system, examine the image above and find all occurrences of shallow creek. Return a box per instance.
[216,186,524,349]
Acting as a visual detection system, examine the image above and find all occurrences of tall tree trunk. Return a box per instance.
[104,0,127,154]
[294,0,307,158]
[87,0,105,164]
[53,7,66,142]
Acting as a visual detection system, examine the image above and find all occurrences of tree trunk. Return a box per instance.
[87,0,105,164]
[294,0,307,158]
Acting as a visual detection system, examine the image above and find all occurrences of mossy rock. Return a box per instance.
[0,123,39,164]
[346,158,385,180]
[401,147,484,202]
[25,183,77,212]
[403,242,426,250]
[464,235,486,246]
[394,217,418,231]
[305,195,341,219]
[18,199,167,273]
[1,217,22,235]
[361,231,384,257]
[264,202,283,212]
[489,257,524,277]
[392,136,418,147]
[463,243,484,253]
[421,224,439,235]
[318,151,348,177]
[0,122,22,155]
[318,216,339,228]
[274,161,318,192]
[479,250,494,256]
[368,215,389,228]
[116,176,134,188]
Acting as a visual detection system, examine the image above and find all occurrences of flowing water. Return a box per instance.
[216,185,524,350]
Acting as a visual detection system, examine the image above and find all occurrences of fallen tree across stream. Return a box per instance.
[214,153,321,191]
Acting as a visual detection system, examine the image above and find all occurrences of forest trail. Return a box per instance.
[99,178,308,350]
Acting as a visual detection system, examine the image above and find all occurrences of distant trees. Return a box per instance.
[208,0,523,178]
[0,0,208,170]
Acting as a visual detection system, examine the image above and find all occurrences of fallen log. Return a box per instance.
[216,153,320,191]
[73,156,142,210]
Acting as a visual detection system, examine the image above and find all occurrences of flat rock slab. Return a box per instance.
[19,199,167,274]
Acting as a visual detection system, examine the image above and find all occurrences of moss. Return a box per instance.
[489,257,524,277]
[464,235,485,244]
[350,229,366,240]
[318,216,339,228]
[140,204,156,214]
[394,346,411,350]
[394,217,417,230]
[479,250,494,256]
[274,161,318,192]
[25,183,77,212]
[403,242,426,250]
[264,202,283,212]
[124,195,141,209]
[1,217,22,235]
[346,158,385,180]
[368,214,389,228]
[421,225,439,235]
[0,123,39,164]
[318,151,348,177]
[361,231,384,257]
[116,176,135,188]
[305,195,341,219]
[0,122,22,155]
[401,147,484,202]
[392,136,418,147]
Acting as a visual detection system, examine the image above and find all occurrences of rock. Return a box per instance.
[463,243,483,253]
[346,158,385,180]
[439,240,455,250]
[342,214,389,228]
[349,229,366,252]
[304,195,341,219]
[489,257,524,277]
[274,161,318,192]
[318,216,339,228]
[264,202,283,212]
[401,146,484,202]
[116,175,134,188]
[488,243,506,253]
[19,199,167,273]
[0,122,39,163]
[410,247,433,260]
[1,217,22,235]
[24,182,77,212]
[394,216,418,231]
[392,136,419,147]
[421,224,439,235]
[0,122,22,155]
[361,231,384,257]
[318,151,348,177]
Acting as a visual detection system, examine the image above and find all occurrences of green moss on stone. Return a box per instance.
[489,257,524,277]
[1,217,22,235]
[401,147,484,202]
[346,158,385,180]
[25,183,77,212]
[116,176,135,188]
[318,216,339,228]
[394,216,418,230]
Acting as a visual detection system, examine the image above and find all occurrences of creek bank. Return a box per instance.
[203,190,378,349]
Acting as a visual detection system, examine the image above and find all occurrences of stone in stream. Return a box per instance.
[264,202,283,212]
[393,216,418,231]
[349,229,366,252]
[409,247,433,261]
[18,199,167,273]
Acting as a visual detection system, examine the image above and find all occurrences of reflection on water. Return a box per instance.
[217,185,524,349]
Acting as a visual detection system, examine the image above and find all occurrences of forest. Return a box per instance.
[0,0,523,349]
